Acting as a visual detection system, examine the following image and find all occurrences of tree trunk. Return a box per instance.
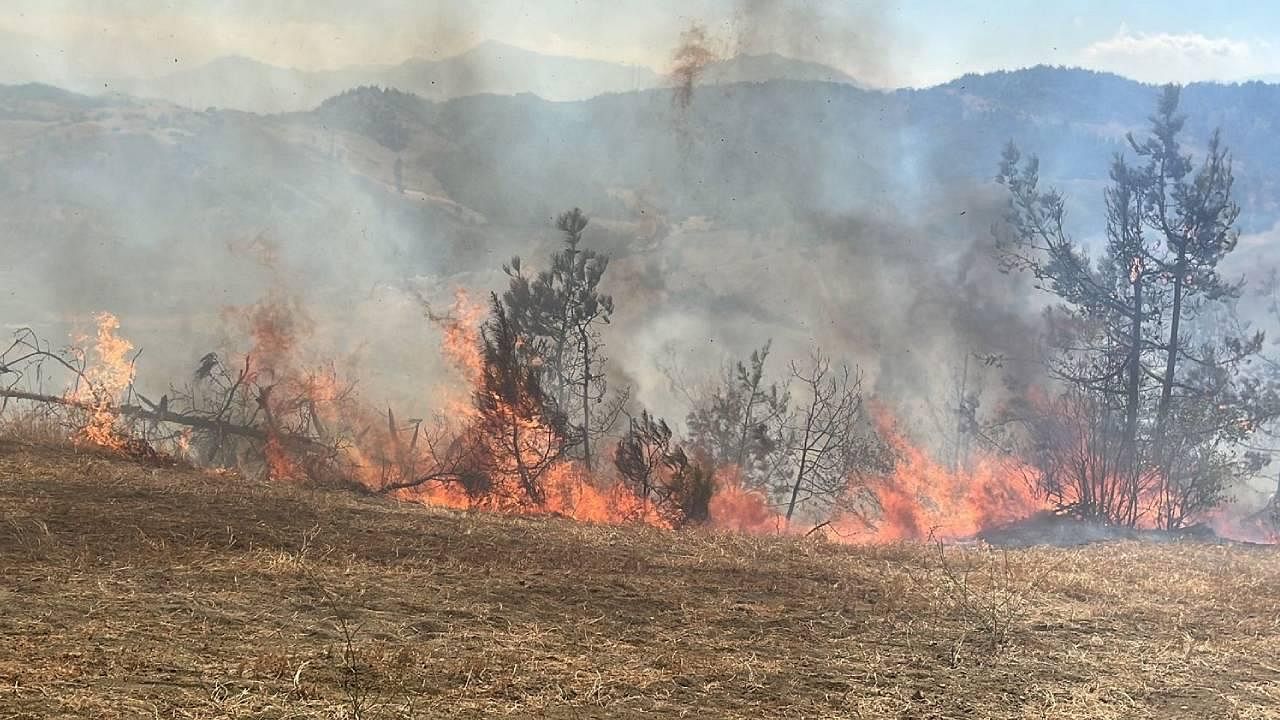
[0,388,321,448]
[951,354,969,473]
[1155,257,1186,455]
[785,426,813,522]
[580,331,592,471]
[508,407,534,503]
[785,398,819,522]
[1122,275,1144,524]
[735,391,759,469]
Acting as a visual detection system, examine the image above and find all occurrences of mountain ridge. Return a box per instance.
[94,40,872,112]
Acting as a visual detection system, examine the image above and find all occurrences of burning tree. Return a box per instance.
[614,410,676,508]
[0,316,362,485]
[997,85,1278,528]
[614,409,715,527]
[472,292,569,505]
[0,318,140,450]
[502,208,627,470]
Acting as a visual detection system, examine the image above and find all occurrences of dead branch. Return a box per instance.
[0,388,326,450]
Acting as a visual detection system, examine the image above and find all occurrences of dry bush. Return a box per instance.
[919,539,1042,665]
[288,526,426,720]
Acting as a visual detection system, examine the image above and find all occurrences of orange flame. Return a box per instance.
[72,312,135,450]
[263,434,307,482]
[541,462,668,525]
[834,408,1044,542]
[708,466,784,534]
[48,306,1067,543]
[438,288,485,386]
[95,262,1279,546]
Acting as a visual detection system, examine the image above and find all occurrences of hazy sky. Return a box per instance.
[2,1,1279,87]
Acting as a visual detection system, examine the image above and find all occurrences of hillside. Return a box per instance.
[9,69,1280,476]
[1,440,1278,718]
[0,78,1046,420]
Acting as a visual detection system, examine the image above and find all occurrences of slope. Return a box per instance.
[1,440,1277,718]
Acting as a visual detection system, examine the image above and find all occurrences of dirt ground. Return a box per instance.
[1,440,1278,719]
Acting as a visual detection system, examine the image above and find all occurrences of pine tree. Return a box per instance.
[997,86,1276,528]
[502,208,626,470]
[473,293,567,505]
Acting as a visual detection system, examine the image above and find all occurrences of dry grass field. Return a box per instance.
[1,439,1278,719]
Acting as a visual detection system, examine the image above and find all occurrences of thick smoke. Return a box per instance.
[0,5,1042,456]
[596,187,1039,442]
[602,1,1038,436]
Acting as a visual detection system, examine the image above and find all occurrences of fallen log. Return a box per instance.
[0,388,324,449]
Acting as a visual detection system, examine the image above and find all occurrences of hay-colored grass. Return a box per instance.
[0,440,1277,719]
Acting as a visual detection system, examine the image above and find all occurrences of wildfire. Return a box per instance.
[235,293,313,384]
[47,300,1267,546]
[263,433,307,482]
[72,312,135,450]
[708,467,784,534]
[833,408,1045,542]
[541,462,669,525]
[436,288,485,386]
[425,288,487,422]
[58,303,1053,541]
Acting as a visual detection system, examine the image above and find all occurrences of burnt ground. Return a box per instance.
[1,440,1278,719]
[977,511,1247,549]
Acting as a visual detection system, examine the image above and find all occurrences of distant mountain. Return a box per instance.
[697,53,859,86]
[380,41,659,102]
[102,55,376,114]
[12,67,1280,264]
[0,82,117,120]
[14,66,1280,235]
[101,41,660,113]
[98,41,869,113]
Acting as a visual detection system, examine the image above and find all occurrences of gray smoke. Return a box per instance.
[0,5,1040,448]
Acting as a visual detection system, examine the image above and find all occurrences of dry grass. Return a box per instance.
[0,408,72,447]
[0,439,1278,719]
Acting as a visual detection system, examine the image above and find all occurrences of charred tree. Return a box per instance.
[615,410,676,506]
[473,293,568,505]
[614,410,712,527]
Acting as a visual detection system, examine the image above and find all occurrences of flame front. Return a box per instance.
[839,411,1044,541]
[50,302,1266,545]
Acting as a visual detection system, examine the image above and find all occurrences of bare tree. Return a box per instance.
[781,349,891,523]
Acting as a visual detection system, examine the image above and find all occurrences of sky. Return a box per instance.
[1,0,1279,87]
